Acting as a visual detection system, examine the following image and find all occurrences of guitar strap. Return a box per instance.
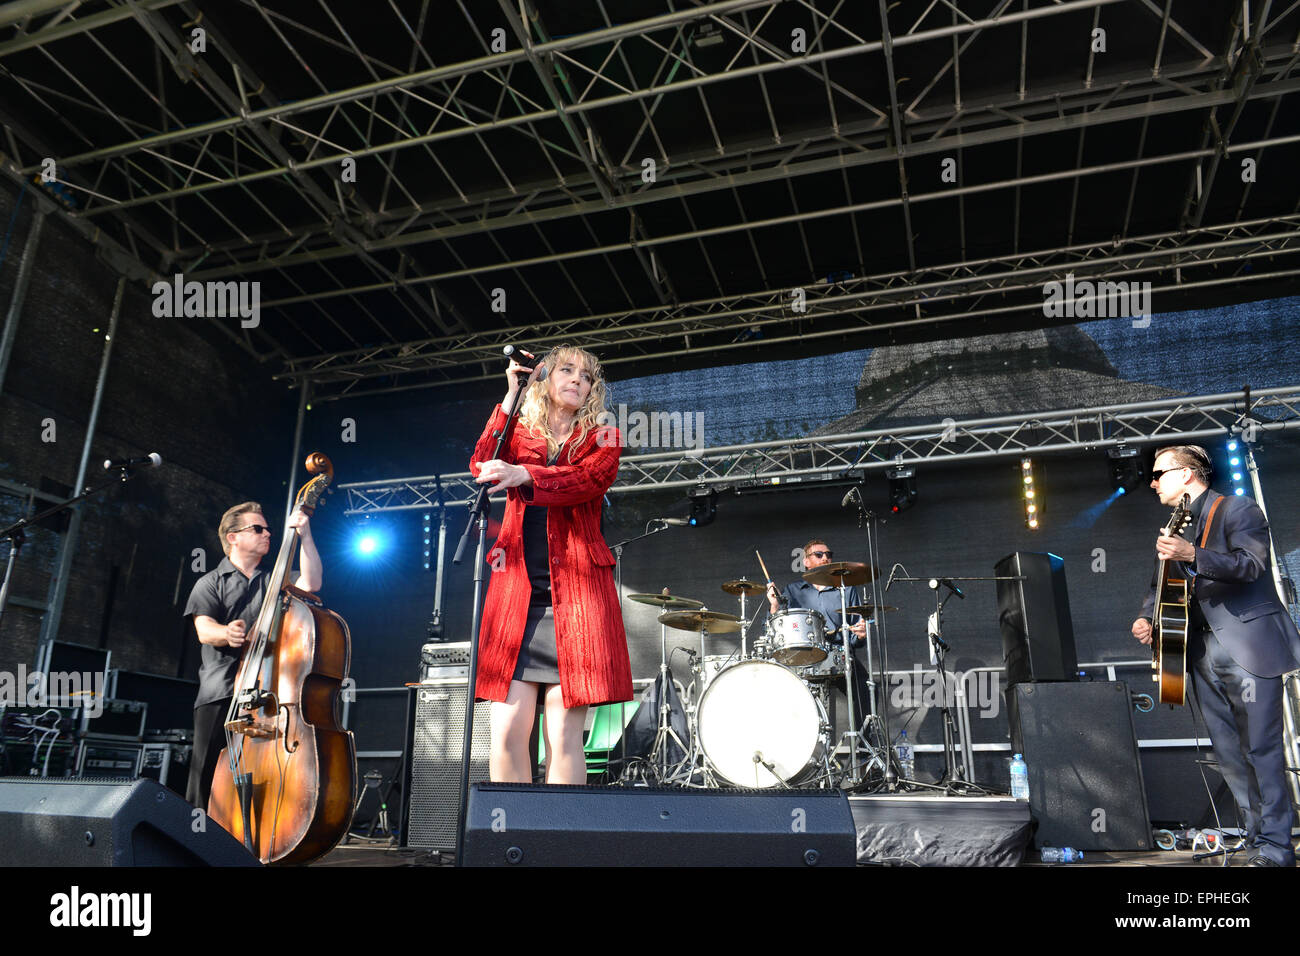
[1198,494,1225,549]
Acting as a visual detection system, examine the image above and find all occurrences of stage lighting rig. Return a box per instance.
[686,485,717,527]
[1022,458,1041,530]
[886,465,916,514]
[1107,445,1144,494]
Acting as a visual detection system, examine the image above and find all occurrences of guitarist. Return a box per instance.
[1130,445,1300,866]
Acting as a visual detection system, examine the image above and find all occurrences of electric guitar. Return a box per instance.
[1150,494,1193,706]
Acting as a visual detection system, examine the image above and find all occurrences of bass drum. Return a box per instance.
[696,660,827,788]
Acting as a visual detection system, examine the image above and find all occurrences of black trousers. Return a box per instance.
[1190,630,1295,865]
[186,697,231,809]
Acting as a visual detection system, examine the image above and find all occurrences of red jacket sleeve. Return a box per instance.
[469,405,510,476]
[520,426,622,507]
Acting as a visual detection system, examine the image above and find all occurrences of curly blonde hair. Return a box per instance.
[517,345,609,459]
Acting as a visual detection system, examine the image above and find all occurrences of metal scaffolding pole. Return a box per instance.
[36,276,126,659]
[0,202,45,396]
[283,381,312,526]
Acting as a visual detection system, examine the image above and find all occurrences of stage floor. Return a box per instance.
[315,789,1273,867]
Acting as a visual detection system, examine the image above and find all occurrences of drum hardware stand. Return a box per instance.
[345,769,397,845]
[840,493,898,793]
[612,524,677,782]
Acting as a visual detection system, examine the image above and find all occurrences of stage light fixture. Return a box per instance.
[423,512,431,571]
[1021,458,1041,530]
[686,485,717,527]
[352,516,386,560]
[1227,440,1249,498]
[886,465,917,514]
[1106,445,1144,494]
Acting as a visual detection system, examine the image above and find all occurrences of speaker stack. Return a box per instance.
[404,643,491,852]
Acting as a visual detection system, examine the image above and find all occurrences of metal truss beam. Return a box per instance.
[339,387,1300,511]
[277,213,1300,397]
[36,0,1132,219]
[182,51,1300,283]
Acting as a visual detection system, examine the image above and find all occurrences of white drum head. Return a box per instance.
[696,660,822,788]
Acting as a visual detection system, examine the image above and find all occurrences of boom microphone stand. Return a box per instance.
[452,364,533,865]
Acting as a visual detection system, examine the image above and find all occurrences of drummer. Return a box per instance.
[765,538,868,645]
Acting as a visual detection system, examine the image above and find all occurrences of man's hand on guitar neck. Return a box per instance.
[1155,534,1196,563]
[1131,617,1153,645]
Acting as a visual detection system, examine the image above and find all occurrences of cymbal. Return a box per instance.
[721,578,766,596]
[628,592,704,610]
[845,604,900,616]
[658,609,742,634]
[801,561,878,588]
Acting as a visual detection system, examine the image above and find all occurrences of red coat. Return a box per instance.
[469,405,632,708]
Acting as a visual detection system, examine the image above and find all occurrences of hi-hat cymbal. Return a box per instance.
[658,609,742,633]
[845,604,900,617]
[801,561,878,588]
[628,592,705,610]
[721,578,766,596]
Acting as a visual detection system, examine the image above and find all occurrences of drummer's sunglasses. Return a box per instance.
[807,550,833,559]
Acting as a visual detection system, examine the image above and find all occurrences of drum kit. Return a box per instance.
[626,559,901,792]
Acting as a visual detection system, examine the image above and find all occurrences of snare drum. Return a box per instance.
[798,646,846,680]
[766,608,828,665]
[696,660,828,788]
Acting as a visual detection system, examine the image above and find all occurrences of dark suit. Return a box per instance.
[1142,490,1300,865]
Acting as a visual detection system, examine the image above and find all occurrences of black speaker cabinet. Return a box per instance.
[463,783,858,866]
[0,777,259,866]
[1007,681,1151,851]
[405,680,491,851]
[996,551,1078,685]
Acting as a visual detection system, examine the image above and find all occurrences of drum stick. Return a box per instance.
[755,549,773,585]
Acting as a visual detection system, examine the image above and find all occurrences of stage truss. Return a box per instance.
[339,385,1300,512]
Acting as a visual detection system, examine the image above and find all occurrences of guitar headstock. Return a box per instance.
[1162,493,1192,537]
[294,453,334,516]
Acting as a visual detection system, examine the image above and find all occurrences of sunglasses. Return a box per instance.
[808,550,833,559]
[232,524,272,536]
[1150,467,1186,482]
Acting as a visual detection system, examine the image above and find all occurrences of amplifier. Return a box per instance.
[80,699,147,741]
[419,642,472,682]
[405,679,491,851]
[139,742,191,794]
[76,740,143,779]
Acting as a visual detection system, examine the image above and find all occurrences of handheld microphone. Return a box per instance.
[502,345,548,381]
[103,453,162,470]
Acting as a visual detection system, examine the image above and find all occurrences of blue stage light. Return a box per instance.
[1230,457,1240,466]
[355,532,382,557]
[1235,488,1245,496]
[1227,441,1238,451]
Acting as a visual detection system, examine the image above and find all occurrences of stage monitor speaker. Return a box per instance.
[405,680,490,851]
[1007,681,1151,851]
[995,551,1078,685]
[0,777,259,866]
[463,783,858,866]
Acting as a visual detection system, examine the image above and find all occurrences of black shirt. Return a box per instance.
[184,556,269,707]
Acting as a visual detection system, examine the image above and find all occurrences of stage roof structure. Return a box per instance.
[2,0,1298,400]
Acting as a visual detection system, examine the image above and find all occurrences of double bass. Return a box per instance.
[209,453,356,864]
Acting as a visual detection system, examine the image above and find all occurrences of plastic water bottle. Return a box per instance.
[1010,753,1029,800]
[1040,847,1084,863]
[896,731,915,780]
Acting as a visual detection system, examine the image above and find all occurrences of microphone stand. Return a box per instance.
[0,466,151,639]
[451,381,528,866]
[888,574,1017,796]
